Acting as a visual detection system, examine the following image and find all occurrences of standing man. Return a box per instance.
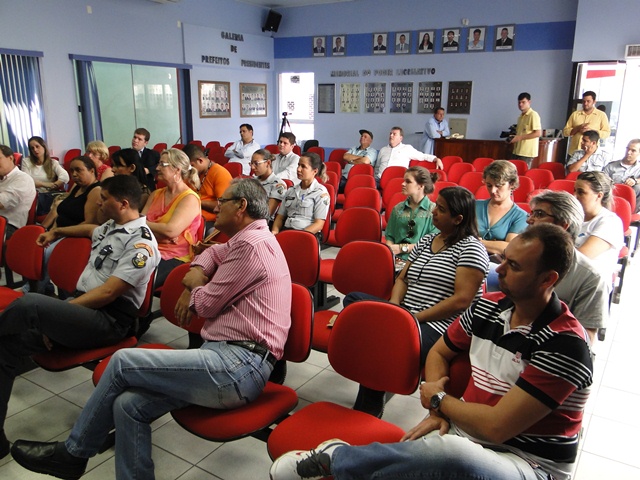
[0,145,36,242]
[225,123,261,176]
[566,130,609,173]
[509,92,542,168]
[11,178,292,480]
[341,129,378,191]
[271,224,593,480]
[272,132,300,184]
[395,34,409,53]
[131,128,160,191]
[420,108,450,155]
[0,176,159,459]
[251,149,287,222]
[375,127,442,185]
[603,139,640,212]
[183,144,232,233]
[563,91,611,156]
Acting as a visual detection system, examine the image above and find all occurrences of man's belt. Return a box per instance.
[227,341,277,368]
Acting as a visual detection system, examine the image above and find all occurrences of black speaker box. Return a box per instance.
[262,10,282,33]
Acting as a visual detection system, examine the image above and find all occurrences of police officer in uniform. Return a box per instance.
[0,175,159,458]
[251,149,287,224]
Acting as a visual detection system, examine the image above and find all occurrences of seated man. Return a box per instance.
[603,139,640,212]
[271,224,593,480]
[0,144,37,241]
[11,178,292,480]
[251,149,287,223]
[0,176,159,459]
[272,132,300,184]
[340,129,378,192]
[566,130,608,173]
[183,143,232,234]
[224,123,261,176]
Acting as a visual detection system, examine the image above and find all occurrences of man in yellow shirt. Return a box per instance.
[563,91,610,156]
[509,92,542,168]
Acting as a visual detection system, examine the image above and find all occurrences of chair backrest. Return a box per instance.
[441,155,463,172]
[282,178,294,188]
[334,207,381,246]
[347,163,374,178]
[5,225,45,279]
[160,262,206,334]
[303,139,319,150]
[342,187,381,212]
[524,168,554,189]
[0,216,5,265]
[327,148,348,167]
[224,142,234,150]
[284,283,314,363]
[428,169,447,182]
[538,162,566,179]
[385,192,407,223]
[265,144,279,155]
[382,177,404,208]
[276,230,320,288]
[447,162,475,184]
[48,237,92,293]
[189,140,203,147]
[293,145,301,156]
[379,166,407,191]
[325,170,340,198]
[307,146,325,162]
[328,300,421,394]
[320,204,332,244]
[325,161,342,180]
[565,171,581,181]
[344,174,376,196]
[324,182,336,215]
[612,196,632,232]
[409,159,436,169]
[205,141,221,151]
[108,145,120,157]
[508,159,529,175]
[153,143,168,152]
[517,202,532,214]
[474,185,490,200]
[172,143,185,150]
[429,181,458,201]
[458,171,485,195]
[223,162,243,178]
[13,152,22,167]
[63,148,82,168]
[472,157,494,171]
[210,146,228,165]
[548,179,576,194]
[27,193,38,225]
[613,183,637,212]
[513,175,535,203]
[333,241,395,299]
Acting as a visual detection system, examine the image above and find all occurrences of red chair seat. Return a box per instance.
[0,290,23,311]
[267,402,405,460]
[33,337,138,372]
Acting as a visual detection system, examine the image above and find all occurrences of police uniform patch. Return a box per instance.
[132,252,148,268]
[276,184,285,196]
[140,226,152,240]
[321,193,330,206]
[134,243,154,257]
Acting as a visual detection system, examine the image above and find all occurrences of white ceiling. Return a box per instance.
[236,0,355,9]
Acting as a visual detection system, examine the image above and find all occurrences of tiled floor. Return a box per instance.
[1,246,639,479]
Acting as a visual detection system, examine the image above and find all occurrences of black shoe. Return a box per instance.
[0,430,9,459]
[11,440,88,480]
[269,359,287,384]
[353,386,386,418]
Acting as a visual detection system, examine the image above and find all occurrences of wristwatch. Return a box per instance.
[430,391,447,412]
[401,244,409,254]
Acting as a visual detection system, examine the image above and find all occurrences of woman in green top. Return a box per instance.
[385,166,439,259]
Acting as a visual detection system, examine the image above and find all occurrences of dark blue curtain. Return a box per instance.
[74,60,103,145]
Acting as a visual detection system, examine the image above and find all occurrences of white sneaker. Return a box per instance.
[269,438,350,480]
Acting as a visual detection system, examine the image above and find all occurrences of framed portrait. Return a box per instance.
[447,81,473,115]
[417,30,435,54]
[442,29,460,53]
[340,83,360,113]
[331,35,347,56]
[318,83,336,114]
[240,83,267,117]
[390,82,413,114]
[417,81,442,114]
[372,32,388,55]
[312,36,326,57]
[395,32,410,54]
[466,26,486,52]
[364,82,386,113]
[495,24,515,51]
[198,81,230,118]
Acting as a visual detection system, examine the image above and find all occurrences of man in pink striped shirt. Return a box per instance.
[12,178,292,480]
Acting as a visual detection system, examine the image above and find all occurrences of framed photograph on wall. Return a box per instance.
[390,82,413,113]
[447,81,473,115]
[198,81,230,118]
[495,24,515,51]
[442,29,460,53]
[466,26,486,52]
[331,35,347,56]
[417,81,442,114]
[240,83,267,117]
[318,83,336,113]
[312,36,326,57]
[417,31,435,54]
[340,83,360,113]
[365,82,386,113]
[372,33,388,54]
[395,32,410,54]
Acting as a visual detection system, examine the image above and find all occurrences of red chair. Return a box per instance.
[508,159,529,175]
[205,141,220,152]
[379,166,406,191]
[276,230,320,288]
[282,178,294,188]
[12,152,22,167]
[63,148,82,168]
[538,162,566,179]
[312,242,395,353]
[474,185,490,200]
[472,157,494,171]
[324,182,336,217]
[293,145,301,156]
[513,176,535,203]
[382,192,408,233]
[326,206,381,248]
[428,169,447,182]
[611,196,632,304]
[525,168,554,189]
[382,177,404,209]
[188,140,203,147]
[548,179,575,194]
[429,181,458,201]
[337,173,376,205]
[347,163,374,179]
[324,171,340,204]
[447,162,475,184]
[565,171,583,181]
[612,184,640,255]
[332,187,381,223]
[107,146,120,158]
[265,144,279,155]
[458,171,485,195]
[153,143,168,152]
[171,143,185,150]
[223,162,243,178]
[325,161,342,181]
[409,159,436,169]
[441,155,463,172]
[517,202,532,214]
[267,300,421,459]
[307,146,325,162]
[328,148,348,168]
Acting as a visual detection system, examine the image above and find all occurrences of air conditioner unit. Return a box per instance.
[625,44,640,59]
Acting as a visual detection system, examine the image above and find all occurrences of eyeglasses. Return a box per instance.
[216,197,242,205]
[407,219,416,238]
[250,160,267,166]
[528,209,556,220]
[159,162,172,167]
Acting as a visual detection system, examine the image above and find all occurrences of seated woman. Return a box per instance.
[22,136,69,215]
[476,160,528,255]
[345,186,489,417]
[385,166,439,261]
[142,148,201,288]
[574,171,624,289]
[85,140,114,181]
[271,152,330,238]
[111,148,151,205]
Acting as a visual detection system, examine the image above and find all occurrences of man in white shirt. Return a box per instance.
[375,127,442,185]
[566,131,609,173]
[272,132,300,185]
[224,124,261,176]
[0,145,36,241]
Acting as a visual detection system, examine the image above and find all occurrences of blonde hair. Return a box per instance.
[161,148,200,190]
[86,141,109,162]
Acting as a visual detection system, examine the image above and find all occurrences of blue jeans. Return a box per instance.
[65,341,273,479]
[331,431,551,479]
